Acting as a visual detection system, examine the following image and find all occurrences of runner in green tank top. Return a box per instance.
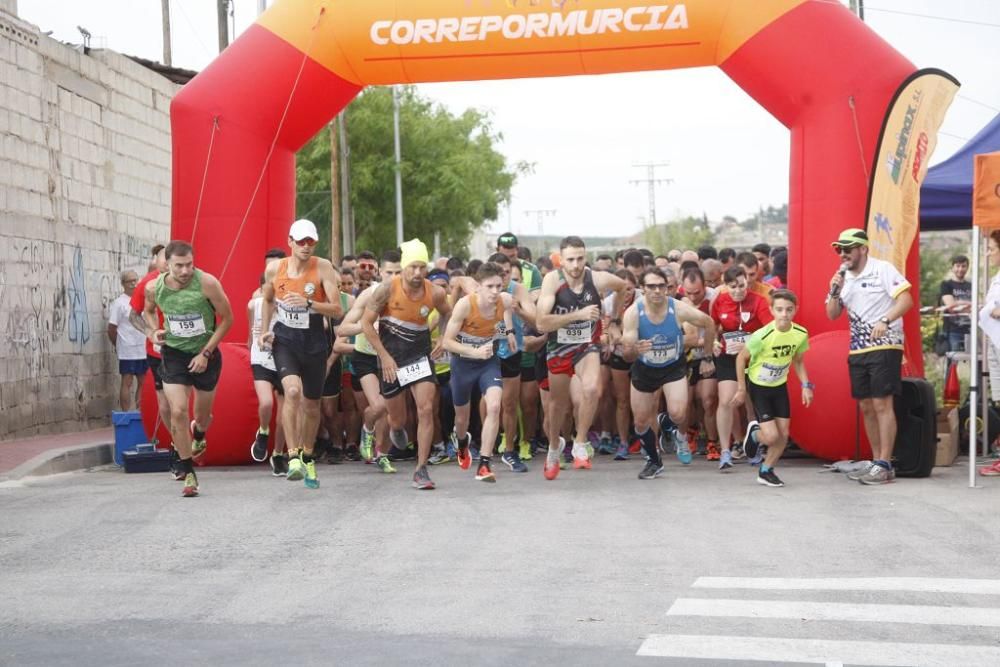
[143,240,233,498]
[732,289,813,488]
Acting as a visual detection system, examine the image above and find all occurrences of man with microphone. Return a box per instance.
[825,228,913,485]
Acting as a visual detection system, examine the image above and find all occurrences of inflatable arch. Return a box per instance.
[161,0,922,464]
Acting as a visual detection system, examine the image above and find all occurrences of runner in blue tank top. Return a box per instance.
[621,268,716,480]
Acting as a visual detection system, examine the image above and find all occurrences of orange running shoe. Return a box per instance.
[706,441,721,461]
[979,460,1000,477]
[453,430,472,470]
[628,438,642,455]
[573,456,592,470]
[544,439,563,480]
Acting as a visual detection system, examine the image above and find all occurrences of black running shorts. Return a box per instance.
[274,340,327,400]
[147,354,164,391]
[251,364,284,395]
[714,354,739,382]
[351,352,379,391]
[848,349,903,399]
[630,358,688,393]
[500,352,522,379]
[323,357,343,398]
[747,379,790,423]
[160,346,222,392]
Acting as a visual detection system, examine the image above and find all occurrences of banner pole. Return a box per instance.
[970,228,980,488]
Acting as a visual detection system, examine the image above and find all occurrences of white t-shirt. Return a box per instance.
[249,296,276,371]
[109,294,146,360]
[839,256,910,353]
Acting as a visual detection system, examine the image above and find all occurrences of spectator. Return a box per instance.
[939,255,971,352]
[108,270,147,411]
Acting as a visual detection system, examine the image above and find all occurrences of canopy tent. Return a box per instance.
[920,112,1000,231]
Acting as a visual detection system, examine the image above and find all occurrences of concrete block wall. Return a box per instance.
[0,9,179,439]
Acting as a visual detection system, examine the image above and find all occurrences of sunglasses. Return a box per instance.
[294,238,317,247]
[644,283,668,291]
[835,245,859,255]
[358,261,377,271]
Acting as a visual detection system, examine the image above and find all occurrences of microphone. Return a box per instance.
[830,261,850,297]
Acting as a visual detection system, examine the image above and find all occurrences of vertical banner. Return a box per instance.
[973,151,1000,229]
[865,69,960,271]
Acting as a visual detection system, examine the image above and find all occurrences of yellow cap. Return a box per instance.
[400,238,429,268]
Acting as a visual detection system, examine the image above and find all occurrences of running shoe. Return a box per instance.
[360,426,375,462]
[731,443,746,461]
[675,437,693,465]
[169,449,184,480]
[470,446,481,462]
[628,436,642,455]
[572,443,592,470]
[190,420,208,460]
[304,459,319,489]
[345,444,360,462]
[719,449,733,471]
[387,443,416,461]
[454,431,472,470]
[657,412,675,452]
[757,468,784,487]
[376,455,396,474]
[326,447,344,465]
[270,453,288,477]
[562,440,574,464]
[501,450,528,473]
[412,466,435,490]
[748,448,764,467]
[519,440,533,461]
[584,443,595,460]
[742,420,761,460]
[978,460,1000,476]
[544,438,563,480]
[614,441,629,460]
[475,459,496,483]
[428,443,451,465]
[286,455,305,481]
[181,472,199,497]
[172,467,187,481]
[706,441,721,461]
[858,463,892,485]
[638,461,664,480]
[598,435,615,455]
[846,461,874,481]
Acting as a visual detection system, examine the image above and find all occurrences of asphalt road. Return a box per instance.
[2,453,999,666]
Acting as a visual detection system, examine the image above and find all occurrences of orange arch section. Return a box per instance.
[257,0,807,85]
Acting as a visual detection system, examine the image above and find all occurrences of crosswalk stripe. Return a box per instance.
[692,577,1000,595]
[667,597,1000,627]
[636,634,1000,666]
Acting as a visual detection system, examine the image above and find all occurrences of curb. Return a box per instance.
[0,442,114,482]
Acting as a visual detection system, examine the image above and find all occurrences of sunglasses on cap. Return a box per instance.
[294,238,317,247]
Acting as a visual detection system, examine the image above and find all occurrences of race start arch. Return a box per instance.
[166,0,921,463]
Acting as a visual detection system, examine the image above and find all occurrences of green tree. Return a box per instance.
[644,216,715,256]
[296,86,528,260]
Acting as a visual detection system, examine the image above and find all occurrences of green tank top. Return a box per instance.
[745,321,810,387]
[155,269,216,354]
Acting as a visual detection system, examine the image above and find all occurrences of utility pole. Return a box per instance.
[329,120,341,264]
[524,209,556,256]
[257,0,267,16]
[849,0,865,20]
[161,0,172,66]
[630,162,672,229]
[392,86,404,246]
[217,0,229,52]
[338,113,353,255]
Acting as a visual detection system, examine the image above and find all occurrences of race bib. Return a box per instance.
[167,314,206,338]
[643,342,679,366]
[277,302,309,329]
[758,362,789,384]
[723,330,748,355]
[557,322,592,345]
[260,350,276,372]
[396,357,432,386]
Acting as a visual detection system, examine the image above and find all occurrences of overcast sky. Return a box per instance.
[18,0,1000,238]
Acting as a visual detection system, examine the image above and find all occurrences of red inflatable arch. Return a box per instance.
[158,0,921,463]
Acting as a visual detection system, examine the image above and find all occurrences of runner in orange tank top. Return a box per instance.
[259,219,342,490]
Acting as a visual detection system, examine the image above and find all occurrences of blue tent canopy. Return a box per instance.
[920,113,1000,231]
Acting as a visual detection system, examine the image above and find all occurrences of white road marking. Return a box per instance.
[692,577,1000,596]
[667,597,1000,627]
[636,634,1000,666]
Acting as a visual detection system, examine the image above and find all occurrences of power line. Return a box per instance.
[865,6,1000,29]
[957,94,1000,114]
[939,131,971,143]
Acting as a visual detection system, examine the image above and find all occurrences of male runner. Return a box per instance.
[536,236,626,479]
[442,262,517,482]
[680,267,720,455]
[733,289,813,487]
[143,241,233,497]
[361,239,452,490]
[249,248,288,474]
[259,219,342,490]
[622,268,715,479]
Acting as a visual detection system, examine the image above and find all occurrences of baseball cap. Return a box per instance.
[497,232,518,248]
[289,219,319,241]
[831,228,869,248]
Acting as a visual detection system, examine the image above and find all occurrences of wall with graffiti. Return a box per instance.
[0,15,178,439]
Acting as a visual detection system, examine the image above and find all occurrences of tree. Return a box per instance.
[295,86,529,259]
[644,216,715,256]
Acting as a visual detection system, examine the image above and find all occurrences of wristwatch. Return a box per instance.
[201,349,212,359]
[306,298,314,310]
[802,381,815,390]
[879,316,891,325]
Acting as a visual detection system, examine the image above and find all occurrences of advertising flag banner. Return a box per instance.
[973,151,1000,230]
[865,69,959,273]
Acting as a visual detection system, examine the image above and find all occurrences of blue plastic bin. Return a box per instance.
[112,411,148,466]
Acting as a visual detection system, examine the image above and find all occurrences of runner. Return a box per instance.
[606,269,639,460]
[621,268,716,479]
[334,250,402,474]
[259,219,342,490]
[317,272,355,463]
[536,236,627,480]
[248,273,288,475]
[680,267,720,457]
[711,265,772,470]
[361,239,452,490]
[142,241,233,497]
[442,262,517,483]
[733,289,813,487]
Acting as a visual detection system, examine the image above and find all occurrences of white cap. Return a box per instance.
[289,219,319,241]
